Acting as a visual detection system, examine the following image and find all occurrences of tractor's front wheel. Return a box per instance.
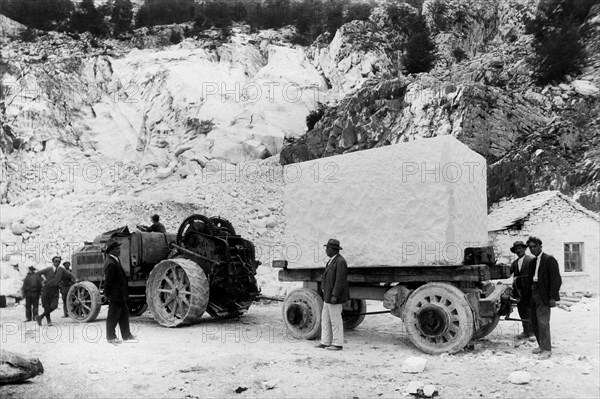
[67,282,102,322]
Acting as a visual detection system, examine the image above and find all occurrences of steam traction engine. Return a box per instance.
[67,214,260,327]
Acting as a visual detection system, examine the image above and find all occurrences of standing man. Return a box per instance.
[316,239,349,351]
[509,241,534,339]
[526,236,562,359]
[147,214,166,233]
[60,261,75,318]
[21,266,42,322]
[104,238,136,344]
[36,256,76,326]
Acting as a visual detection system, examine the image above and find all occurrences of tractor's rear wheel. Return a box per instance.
[147,258,209,327]
[67,282,102,322]
[343,299,367,330]
[282,288,323,340]
[403,283,474,355]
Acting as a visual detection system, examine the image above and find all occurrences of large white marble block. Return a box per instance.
[283,135,488,268]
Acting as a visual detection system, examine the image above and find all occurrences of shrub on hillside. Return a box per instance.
[19,27,37,42]
[527,0,597,85]
[306,102,326,131]
[169,29,183,44]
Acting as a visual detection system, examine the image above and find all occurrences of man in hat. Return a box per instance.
[526,236,562,359]
[60,261,76,318]
[316,239,349,351]
[104,238,136,344]
[21,266,43,322]
[36,256,76,326]
[509,241,535,339]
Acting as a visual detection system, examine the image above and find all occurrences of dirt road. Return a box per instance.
[1,298,598,398]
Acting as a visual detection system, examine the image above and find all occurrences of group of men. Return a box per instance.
[21,256,76,325]
[510,237,563,359]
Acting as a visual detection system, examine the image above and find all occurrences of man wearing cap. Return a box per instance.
[316,239,349,351]
[509,241,534,339]
[104,238,136,344]
[146,214,166,234]
[36,256,76,326]
[526,236,562,359]
[21,266,43,322]
[60,261,76,318]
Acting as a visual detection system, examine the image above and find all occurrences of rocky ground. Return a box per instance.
[0,297,598,398]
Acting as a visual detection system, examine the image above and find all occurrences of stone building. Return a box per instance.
[488,191,600,293]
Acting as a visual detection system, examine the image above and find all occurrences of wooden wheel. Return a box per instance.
[146,258,209,327]
[343,299,367,330]
[403,283,474,354]
[282,288,323,339]
[67,281,102,322]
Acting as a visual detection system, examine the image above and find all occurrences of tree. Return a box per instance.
[403,17,436,74]
[527,0,596,84]
[70,0,109,36]
[0,0,74,31]
[135,0,196,27]
[112,0,133,36]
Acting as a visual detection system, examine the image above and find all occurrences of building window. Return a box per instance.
[564,243,583,272]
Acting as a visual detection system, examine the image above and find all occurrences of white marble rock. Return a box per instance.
[283,135,488,268]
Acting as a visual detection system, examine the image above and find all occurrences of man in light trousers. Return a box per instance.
[316,239,349,351]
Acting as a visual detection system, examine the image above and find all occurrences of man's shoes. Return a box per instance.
[62,314,69,318]
[326,345,343,351]
[107,338,122,345]
[538,351,552,359]
[24,319,31,323]
[35,316,42,326]
[47,322,54,326]
[123,335,137,342]
[516,332,531,339]
[315,343,330,349]
[532,347,543,354]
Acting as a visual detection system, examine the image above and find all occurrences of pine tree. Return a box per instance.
[112,0,133,36]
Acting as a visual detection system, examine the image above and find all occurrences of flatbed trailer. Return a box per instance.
[275,256,513,354]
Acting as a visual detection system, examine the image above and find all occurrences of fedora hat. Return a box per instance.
[324,238,343,251]
[510,241,528,253]
[28,265,36,271]
[52,255,62,262]
[105,238,122,252]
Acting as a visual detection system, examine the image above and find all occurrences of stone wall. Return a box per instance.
[489,198,600,293]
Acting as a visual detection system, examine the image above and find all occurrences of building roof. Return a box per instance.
[488,190,600,231]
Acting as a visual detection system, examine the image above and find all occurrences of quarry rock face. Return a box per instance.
[283,136,487,268]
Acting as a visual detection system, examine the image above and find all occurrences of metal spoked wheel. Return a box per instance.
[343,299,367,330]
[176,214,215,246]
[67,281,102,322]
[403,283,474,354]
[282,288,323,339]
[147,258,209,327]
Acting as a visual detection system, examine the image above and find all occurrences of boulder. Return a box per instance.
[0,350,44,384]
[401,357,427,373]
[23,216,41,230]
[10,221,26,236]
[571,80,599,96]
[508,370,531,385]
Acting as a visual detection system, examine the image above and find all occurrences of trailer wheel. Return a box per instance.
[67,282,102,322]
[147,258,209,327]
[343,299,367,330]
[403,283,474,354]
[472,315,501,340]
[282,288,323,339]
[128,302,148,317]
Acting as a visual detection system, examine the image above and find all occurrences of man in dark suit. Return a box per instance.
[315,239,349,351]
[147,214,167,233]
[21,266,43,322]
[104,238,136,345]
[526,236,562,359]
[60,261,75,318]
[36,256,76,326]
[509,241,534,339]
